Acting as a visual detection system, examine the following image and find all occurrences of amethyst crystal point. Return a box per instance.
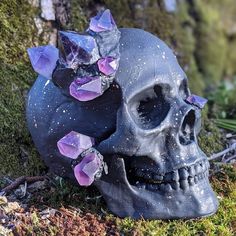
[58,31,99,68]
[74,152,101,186]
[57,131,94,159]
[186,94,208,109]
[27,45,59,79]
[69,76,102,101]
[89,9,116,33]
[98,57,118,75]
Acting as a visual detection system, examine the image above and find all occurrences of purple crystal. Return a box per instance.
[69,76,102,101]
[89,9,116,33]
[58,31,99,68]
[27,45,59,79]
[74,152,101,186]
[97,57,118,75]
[57,131,94,159]
[186,94,208,109]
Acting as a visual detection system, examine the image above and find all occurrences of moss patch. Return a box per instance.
[225,39,236,77]
[0,0,46,176]
[0,63,46,177]
[198,107,224,156]
[2,165,234,235]
[0,0,40,64]
[65,0,88,31]
[193,0,227,88]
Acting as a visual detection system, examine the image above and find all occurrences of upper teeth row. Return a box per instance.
[134,159,209,183]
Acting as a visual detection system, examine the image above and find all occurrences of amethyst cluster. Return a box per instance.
[27,9,120,102]
[27,9,120,186]
[57,131,105,186]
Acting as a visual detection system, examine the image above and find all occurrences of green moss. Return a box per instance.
[0,0,46,176]
[198,107,224,156]
[0,63,46,177]
[174,1,205,95]
[225,39,236,76]
[209,79,236,119]
[194,0,227,87]
[65,0,88,31]
[0,0,40,64]
[187,58,205,95]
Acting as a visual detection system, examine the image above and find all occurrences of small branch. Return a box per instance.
[208,143,236,161]
[224,154,236,163]
[1,176,47,195]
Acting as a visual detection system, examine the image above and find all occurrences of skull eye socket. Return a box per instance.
[129,85,170,129]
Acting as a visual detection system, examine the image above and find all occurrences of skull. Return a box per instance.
[26,28,218,219]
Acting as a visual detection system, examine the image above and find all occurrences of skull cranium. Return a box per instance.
[27,28,218,219]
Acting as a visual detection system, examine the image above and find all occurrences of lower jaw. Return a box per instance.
[129,177,219,219]
[95,158,219,220]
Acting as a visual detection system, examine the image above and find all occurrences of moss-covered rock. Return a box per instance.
[0,0,46,177]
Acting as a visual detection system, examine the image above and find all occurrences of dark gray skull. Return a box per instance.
[27,28,218,219]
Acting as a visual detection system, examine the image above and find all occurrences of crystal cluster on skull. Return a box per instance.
[28,9,119,186]
[28,9,120,102]
[27,9,218,220]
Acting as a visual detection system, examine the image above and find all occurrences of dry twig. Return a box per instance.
[1,176,47,195]
[208,143,236,161]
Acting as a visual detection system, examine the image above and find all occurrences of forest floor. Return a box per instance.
[0,163,235,236]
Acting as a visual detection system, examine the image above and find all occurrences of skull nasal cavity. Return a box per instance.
[179,109,195,145]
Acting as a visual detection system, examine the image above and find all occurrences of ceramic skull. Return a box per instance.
[26,10,218,219]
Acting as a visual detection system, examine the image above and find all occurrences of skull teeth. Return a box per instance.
[134,159,209,191]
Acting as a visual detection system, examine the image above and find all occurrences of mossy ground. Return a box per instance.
[2,165,234,235]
